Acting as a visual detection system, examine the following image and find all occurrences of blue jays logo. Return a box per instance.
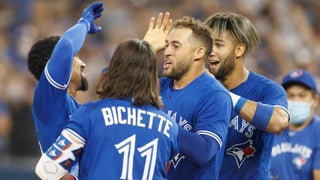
[170,153,185,169]
[226,139,256,168]
[292,156,307,170]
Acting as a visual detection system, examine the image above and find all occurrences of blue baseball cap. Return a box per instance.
[282,69,317,92]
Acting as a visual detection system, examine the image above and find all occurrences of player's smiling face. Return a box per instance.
[208,30,238,81]
[163,28,195,80]
[71,54,88,91]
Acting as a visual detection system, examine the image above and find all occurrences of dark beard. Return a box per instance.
[80,74,88,91]
[213,54,236,82]
[214,67,232,82]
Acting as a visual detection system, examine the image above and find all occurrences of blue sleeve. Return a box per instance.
[46,21,89,88]
[195,90,232,150]
[178,127,219,166]
[64,105,90,142]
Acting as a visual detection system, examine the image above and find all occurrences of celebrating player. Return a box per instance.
[27,2,104,179]
[271,69,320,180]
[143,13,232,179]
[204,12,290,179]
[35,38,179,180]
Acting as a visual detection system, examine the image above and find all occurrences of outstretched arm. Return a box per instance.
[230,92,289,134]
[46,2,104,89]
[143,12,172,52]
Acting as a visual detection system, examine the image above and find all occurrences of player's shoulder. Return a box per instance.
[197,72,229,93]
[250,72,278,85]
[249,72,284,91]
[81,99,107,110]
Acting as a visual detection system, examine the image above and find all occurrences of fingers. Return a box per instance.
[155,13,164,29]
[164,18,172,34]
[93,3,104,15]
[94,13,102,19]
[149,12,172,31]
[160,12,170,31]
[148,17,155,30]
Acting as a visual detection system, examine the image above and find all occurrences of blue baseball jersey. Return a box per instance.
[271,115,320,180]
[64,98,179,179]
[163,72,232,180]
[33,74,79,152]
[32,22,88,152]
[219,71,288,180]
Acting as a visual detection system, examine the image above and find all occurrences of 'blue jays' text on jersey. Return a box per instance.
[271,115,320,180]
[32,22,88,153]
[219,71,288,180]
[64,98,179,180]
[162,72,232,180]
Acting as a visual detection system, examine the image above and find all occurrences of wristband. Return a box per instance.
[229,92,247,112]
[251,102,273,130]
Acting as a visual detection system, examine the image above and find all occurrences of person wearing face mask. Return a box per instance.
[270,69,320,180]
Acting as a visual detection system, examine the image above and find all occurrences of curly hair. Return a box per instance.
[27,36,60,81]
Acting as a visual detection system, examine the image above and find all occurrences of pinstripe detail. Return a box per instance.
[196,130,222,149]
[44,64,70,90]
[65,128,86,144]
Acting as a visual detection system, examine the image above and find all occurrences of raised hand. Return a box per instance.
[143,12,172,52]
[79,2,104,34]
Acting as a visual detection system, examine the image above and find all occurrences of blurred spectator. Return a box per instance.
[0,101,11,156]
[4,73,39,157]
[271,69,320,180]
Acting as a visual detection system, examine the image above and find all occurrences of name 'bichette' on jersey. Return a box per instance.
[219,72,288,179]
[162,72,232,180]
[65,98,179,179]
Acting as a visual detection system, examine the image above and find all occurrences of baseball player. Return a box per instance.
[27,2,104,179]
[204,12,290,179]
[144,13,232,179]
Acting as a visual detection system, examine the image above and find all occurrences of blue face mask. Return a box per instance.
[288,101,311,125]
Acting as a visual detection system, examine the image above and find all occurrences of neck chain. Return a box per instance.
[243,70,249,83]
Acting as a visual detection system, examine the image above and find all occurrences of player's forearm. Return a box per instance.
[230,92,289,134]
[46,22,88,85]
[62,21,89,53]
[35,129,85,180]
[178,127,219,166]
[240,101,288,134]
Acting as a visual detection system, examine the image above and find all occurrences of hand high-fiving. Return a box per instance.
[79,2,104,34]
[143,12,172,52]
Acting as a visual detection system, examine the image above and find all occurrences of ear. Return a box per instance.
[235,44,246,58]
[194,47,205,60]
[312,94,319,109]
